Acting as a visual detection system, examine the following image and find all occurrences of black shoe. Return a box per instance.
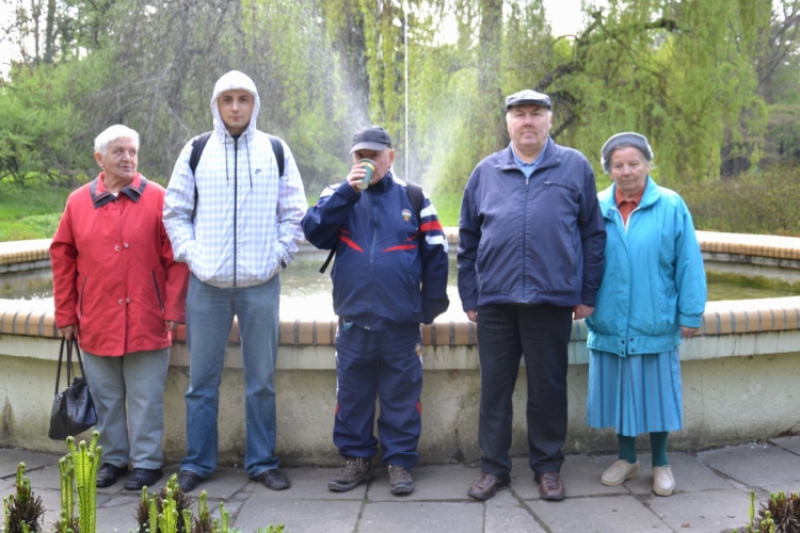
[124,468,164,491]
[96,463,128,488]
[177,470,204,492]
[254,469,291,491]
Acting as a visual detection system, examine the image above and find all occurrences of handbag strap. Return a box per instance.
[71,338,87,379]
[54,337,87,395]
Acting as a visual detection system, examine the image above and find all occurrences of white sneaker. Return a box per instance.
[653,466,675,496]
[601,460,639,486]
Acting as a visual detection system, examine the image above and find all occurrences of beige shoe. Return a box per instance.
[653,466,675,496]
[601,460,639,486]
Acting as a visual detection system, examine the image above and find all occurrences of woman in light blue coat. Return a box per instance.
[585,132,706,497]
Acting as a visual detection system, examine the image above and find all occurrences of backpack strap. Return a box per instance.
[189,132,286,221]
[189,131,213,176]
[319,180,425,274]
[405,181,424,223]
[269,136,285,178]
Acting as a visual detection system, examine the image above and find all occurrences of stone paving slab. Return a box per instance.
[699,443,800,487]
[0,448,60,476]
[358,501,483,533]
[625,452,736,496]
[510,454,629,500]
[250,466,368,501]
[649,488,751,533]
[366,464,477,501]
[163,463,251,500]
[770,435,800,455]
[234,498,361,533]
[96,493,142,533]
[485,490,547,533]
[529,494,672,533]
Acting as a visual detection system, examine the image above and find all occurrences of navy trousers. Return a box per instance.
[476,303,572,478]
[333,322,422,470]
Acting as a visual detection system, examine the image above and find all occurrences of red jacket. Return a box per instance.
[51,173,189,356]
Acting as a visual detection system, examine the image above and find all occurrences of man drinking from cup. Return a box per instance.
[302,126,449,496]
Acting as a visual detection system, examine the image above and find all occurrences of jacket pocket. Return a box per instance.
[151,270,165,314]
[78,276,87,319]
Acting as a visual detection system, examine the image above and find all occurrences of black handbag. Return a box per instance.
[48,337,98,440]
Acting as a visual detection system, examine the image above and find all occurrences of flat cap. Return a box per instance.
[350,126,393,154]
[505,89,551,110]
[600,132,654,173]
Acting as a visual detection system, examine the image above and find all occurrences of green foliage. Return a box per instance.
[65,432,102,533]
[2,463,44,533]
[0,63,95,182]
[0,179,70,241]
[682,163,800,236]
[135,475,194,533]
[737,490,800,533]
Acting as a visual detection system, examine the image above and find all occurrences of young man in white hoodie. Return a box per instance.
[163,70,307,492]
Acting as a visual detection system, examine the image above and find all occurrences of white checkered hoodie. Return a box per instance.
[163,70,307,288]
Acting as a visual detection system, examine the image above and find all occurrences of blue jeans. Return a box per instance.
[181,273,281,478]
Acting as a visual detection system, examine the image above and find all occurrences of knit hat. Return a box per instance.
[600,132,653,173]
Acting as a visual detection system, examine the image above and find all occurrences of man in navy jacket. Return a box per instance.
[459,90,606,501]
[303,126,449,496]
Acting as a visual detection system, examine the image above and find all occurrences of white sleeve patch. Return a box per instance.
[420,204,438,218]
[426,234,448,252]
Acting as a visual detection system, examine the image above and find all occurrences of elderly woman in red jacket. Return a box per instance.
[50,125,188,490]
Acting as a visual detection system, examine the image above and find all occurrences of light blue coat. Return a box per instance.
[586,177,707,357]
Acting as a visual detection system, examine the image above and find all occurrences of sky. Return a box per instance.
[543,0,599,37]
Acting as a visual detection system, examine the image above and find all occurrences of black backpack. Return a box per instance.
[319,181,424,274]
[188,131,286,220]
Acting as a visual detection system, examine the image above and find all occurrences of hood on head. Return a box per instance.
[210,70,261,139]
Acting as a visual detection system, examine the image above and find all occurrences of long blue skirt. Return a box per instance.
[586,348,683,437]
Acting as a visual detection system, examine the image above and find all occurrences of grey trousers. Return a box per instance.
[82,348,170,470]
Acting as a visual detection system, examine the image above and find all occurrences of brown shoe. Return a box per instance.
[387,464,414,495]
[328,457,373,492]
[536,472,565,501]
[467,472,510,501]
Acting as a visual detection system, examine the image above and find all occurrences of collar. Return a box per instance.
[498,137,558,173]
[368,170,394,192]
[600,176,660,217]
[614,185,645,208]
[90,173,148,209]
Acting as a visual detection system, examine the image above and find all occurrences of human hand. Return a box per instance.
[59,324,79,340]
[346,164,369,192]
[164,320,179,332]
[573,305,594,320]
[681,326,700,338]
[466,310,478,323]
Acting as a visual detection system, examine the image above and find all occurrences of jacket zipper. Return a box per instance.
[233,137,238,287]
[367,193,377,330]
[522,173,530,295]
[151,270,165,313]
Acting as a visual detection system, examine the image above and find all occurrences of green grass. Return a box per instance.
[0,180,71,241]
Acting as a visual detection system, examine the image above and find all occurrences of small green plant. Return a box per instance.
[135,475,194,533]
[735,490,800,533]
[70,433,102,533]
[2,463,44,533]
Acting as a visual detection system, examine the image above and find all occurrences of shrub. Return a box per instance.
[682,164,800,237]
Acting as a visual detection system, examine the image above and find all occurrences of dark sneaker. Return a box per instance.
[176,470,204,493]
[387,464,414,495]
[254,469,291,491]
[328,457,373,492]
[96,463,128,488]
[124,468,163,490]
